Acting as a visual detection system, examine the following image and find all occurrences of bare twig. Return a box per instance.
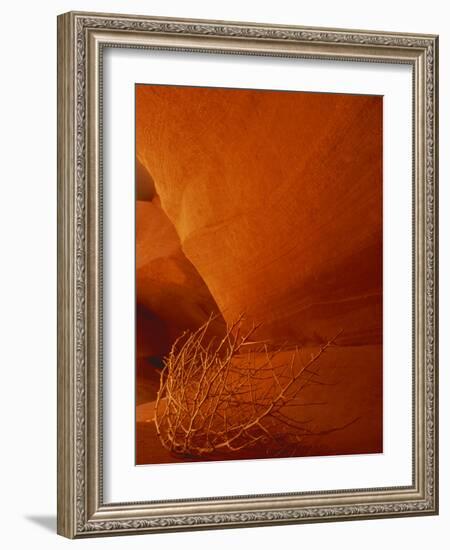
[154,316,344,457]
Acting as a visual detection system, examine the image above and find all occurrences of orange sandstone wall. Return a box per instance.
[136,85,382,347]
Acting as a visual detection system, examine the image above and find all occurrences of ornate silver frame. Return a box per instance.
[57,11,439,538]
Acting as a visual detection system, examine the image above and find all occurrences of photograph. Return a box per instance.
[0,0,445,547]
[55,9,438,538]
[135,84,383,465]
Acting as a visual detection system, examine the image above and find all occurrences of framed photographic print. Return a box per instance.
[57,11,439,538]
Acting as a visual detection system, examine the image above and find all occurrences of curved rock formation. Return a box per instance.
[136,85,382,346]
[136,163,225,361]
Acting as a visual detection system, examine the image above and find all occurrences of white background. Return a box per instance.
[104,49,412,502]
[0,0,447,548]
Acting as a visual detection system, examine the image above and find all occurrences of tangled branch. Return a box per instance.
[155,316,343,458]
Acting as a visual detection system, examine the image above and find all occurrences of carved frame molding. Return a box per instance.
[57,11,438,538]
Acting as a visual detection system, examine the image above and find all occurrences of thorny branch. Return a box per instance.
[155,316,347,458]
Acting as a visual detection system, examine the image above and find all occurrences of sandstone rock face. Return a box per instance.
[135,173,225,360]
[136,85,382,346]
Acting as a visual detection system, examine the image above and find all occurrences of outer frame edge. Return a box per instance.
[57,11,76,540]
[56,11,439,538]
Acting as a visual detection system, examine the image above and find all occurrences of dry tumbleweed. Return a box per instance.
[155,316,345,458]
